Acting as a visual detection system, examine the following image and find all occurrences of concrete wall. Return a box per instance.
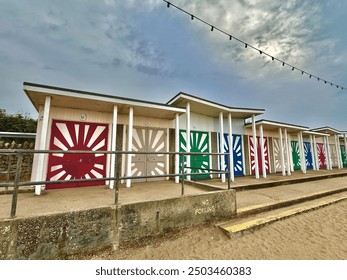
[0,207,116,260]
[0,190,236,259]
[118,190,236,247]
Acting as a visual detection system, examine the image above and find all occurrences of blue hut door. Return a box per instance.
[304,142,313,169]
[218,133,244,176]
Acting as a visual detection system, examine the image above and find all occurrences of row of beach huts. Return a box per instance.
[22,82,347,195]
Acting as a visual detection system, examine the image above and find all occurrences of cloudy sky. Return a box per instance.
[1,0,347,130]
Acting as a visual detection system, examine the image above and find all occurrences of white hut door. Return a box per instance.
[131,127,166,181]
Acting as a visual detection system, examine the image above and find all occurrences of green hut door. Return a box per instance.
[341,145,347,167]
[180,130,210,180]
[291,141,301,170]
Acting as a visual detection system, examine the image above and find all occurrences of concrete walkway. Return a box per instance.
[236,175,347,211]
[1,169,347,221]
[217,170,347,236]
[219,192,347,236]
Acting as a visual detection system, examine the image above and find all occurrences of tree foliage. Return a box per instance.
[0,110,37,133]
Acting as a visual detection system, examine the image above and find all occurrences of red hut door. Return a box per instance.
[249,136,270,175]
[317,143,327,169]
[46,120,108,189]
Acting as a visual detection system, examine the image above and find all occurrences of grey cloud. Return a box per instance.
[136,64,160,76]
[178,0,331,80]
[112,58,121,67]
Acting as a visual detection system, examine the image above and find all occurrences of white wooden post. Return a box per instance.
[279,128,285,176]
[310,135,316,171]
[35,96,51,195]
[219,112,225,182]
[175,113,180,183]
[299,132,306,174]
[259,124,266,178]
[109,105,118,189]
[186,102,191,181]
[228,113,234,182]
[335,135,342,169]
[284,129,291,175]
[288,134,294,172]
[324,136,331,170]
[252,115,259,179]
[313,135,319,170]
[126,107,133,188]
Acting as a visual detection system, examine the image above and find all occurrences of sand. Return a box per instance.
[78,200,347,260]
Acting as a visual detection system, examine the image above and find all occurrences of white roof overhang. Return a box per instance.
[167,92,264,119]
[23,82,185,119]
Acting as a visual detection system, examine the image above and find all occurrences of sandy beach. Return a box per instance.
[77,200,347,260]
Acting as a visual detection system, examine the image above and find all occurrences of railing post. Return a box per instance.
[181,152,185,196]
[10,152,23,219]
[114,152,120,207]
[5,154,11,192]
[228,159,231,190]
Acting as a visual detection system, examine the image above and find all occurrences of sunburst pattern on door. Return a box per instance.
[329,144,338,167]
[317,143,327,169]
[131,127,166,181]
[273,138,287,172]
[47,120,108,189]
[218,133,244,176]
[340,145,347,167]
[304,142,314,169]
[249,136,269,175]
[180,130,210,179]
[291,141,301,170]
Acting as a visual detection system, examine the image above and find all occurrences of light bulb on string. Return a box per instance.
[162,0,346,91]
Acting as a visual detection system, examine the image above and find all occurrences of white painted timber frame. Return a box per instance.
[252,114,259,179]
[126,107,134,187]
[219,112,225,183]
[35,96,51,195]
[109,105,118,189]
[175,113,180,183]
[228,113,235,181]
[186,102,191,181]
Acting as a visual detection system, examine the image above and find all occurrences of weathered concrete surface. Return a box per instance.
[219,192,347,236]
[0,206,116,260]
[0,190,236,259]
[118,190,236,247]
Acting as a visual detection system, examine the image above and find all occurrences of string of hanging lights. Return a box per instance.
[163,0,346,91]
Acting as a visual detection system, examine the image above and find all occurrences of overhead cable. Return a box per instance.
[163,0,346,91]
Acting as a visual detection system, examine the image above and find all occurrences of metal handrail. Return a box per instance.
[0,149,233,219]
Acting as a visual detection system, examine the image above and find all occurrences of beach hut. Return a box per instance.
[167,92,264,182]
[311,127,343,169]
[301,130,330,171]
[244,120,309,177]
[23,82,185,195]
